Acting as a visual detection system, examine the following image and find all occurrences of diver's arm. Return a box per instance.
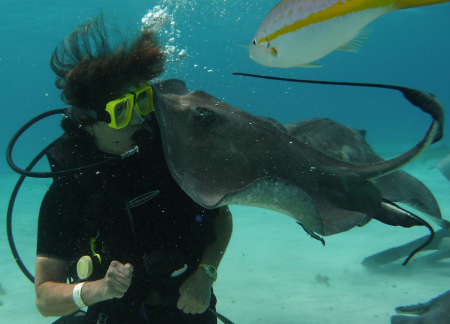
[177,206,233,314]
[35,256,133,317]
[199,205,233,269]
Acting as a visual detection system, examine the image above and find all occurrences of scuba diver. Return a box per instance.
[30,16,233,324]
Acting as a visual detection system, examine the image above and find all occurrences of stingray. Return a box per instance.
[391,290,450,324]
[152,79,445,241]
[284,118,448,229]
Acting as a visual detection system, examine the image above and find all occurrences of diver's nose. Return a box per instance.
[129,106,144,125]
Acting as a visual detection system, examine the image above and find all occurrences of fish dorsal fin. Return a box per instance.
[338,28,373,53]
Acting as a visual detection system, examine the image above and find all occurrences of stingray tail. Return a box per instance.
[358,89,444,179]
[232,73,445,180]
[377,199,435,266]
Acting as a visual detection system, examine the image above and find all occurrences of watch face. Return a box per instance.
[206,265,217,277]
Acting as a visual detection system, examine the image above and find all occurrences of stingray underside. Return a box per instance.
[192,175,378,237]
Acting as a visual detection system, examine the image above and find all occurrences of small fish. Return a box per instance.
[248,0,450,68]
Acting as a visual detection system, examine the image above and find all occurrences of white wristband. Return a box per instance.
[73,282,87,308]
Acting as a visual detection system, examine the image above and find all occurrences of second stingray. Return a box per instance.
[286,118,447,230]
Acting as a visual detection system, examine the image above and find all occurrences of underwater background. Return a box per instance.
[1,0,450,170]
[0,1,449,323]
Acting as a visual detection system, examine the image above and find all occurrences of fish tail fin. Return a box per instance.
[394,0,450,9]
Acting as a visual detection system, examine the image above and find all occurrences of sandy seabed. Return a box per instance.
[0,156,448,324]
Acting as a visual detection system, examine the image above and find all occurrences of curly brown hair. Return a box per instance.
[51,16,166,131]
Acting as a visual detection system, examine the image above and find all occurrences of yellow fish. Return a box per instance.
[249,0,450,68]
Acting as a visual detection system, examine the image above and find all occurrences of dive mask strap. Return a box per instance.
[67,106,110,124]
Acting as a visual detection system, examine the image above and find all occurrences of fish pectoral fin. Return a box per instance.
[295,62,322,68]
[338,28,373,53]
[269,47,278,57]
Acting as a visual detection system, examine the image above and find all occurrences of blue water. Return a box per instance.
[0,1,449,323]
[1,1,449,171]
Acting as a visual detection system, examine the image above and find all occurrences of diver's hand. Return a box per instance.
[97,261,134,301]
[177,267,213,314]
[77,261,133,307]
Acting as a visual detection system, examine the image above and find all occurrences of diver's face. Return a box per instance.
[88,107,144,155]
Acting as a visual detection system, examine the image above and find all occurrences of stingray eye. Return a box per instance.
[194,106,217,126]
[252,39,256,45]
[196,106,208,115]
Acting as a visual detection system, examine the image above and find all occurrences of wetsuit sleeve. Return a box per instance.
[37,179,84,260]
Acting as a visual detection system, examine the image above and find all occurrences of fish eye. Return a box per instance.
[252,39,256,45]
[196,106,208,115]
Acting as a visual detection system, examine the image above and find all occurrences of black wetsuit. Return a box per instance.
[37,116,219,324]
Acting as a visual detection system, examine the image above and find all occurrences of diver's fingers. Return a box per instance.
[121,263,134,278]
[102,261,133,298]
[110,261,133,286]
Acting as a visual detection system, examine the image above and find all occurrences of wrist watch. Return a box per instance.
[198,264,218,282]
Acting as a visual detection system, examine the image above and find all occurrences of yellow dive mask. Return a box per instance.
[105,84,154,129]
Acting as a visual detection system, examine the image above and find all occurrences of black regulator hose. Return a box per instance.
[6,140,59,283]
[6,109,127,178]
[5,109,132,283]
[6,109,66,178]
[6,109,66,283]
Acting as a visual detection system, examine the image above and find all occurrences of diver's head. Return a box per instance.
[51,15,166,152]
